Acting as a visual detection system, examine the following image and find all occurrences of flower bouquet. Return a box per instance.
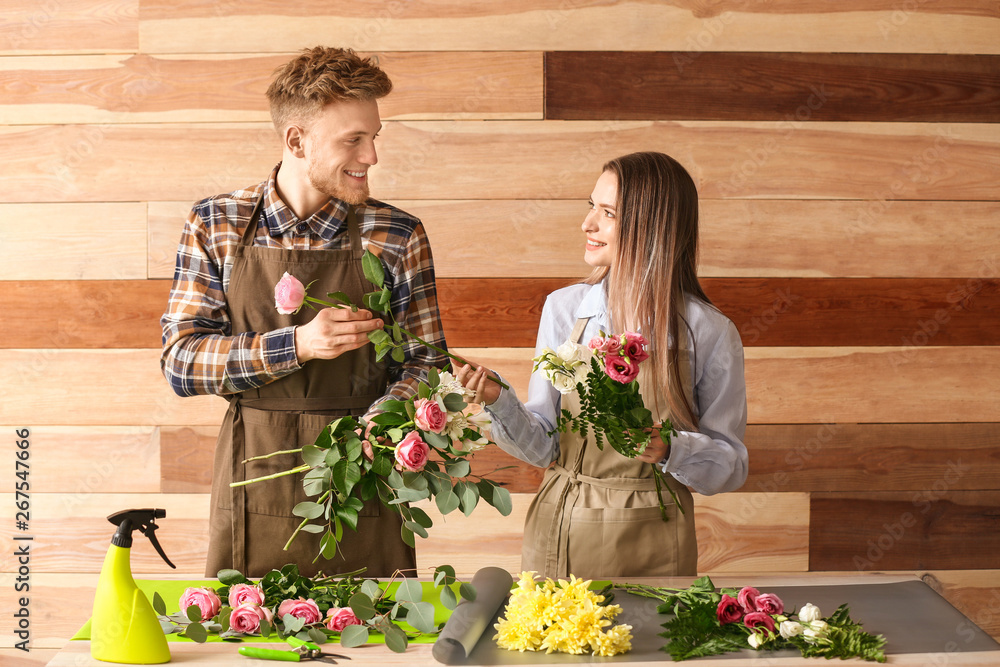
[237,251,513,563]
[533,331,682,520]
[494,571,632,657]
[156,563,475,653]
[621,576,887,662]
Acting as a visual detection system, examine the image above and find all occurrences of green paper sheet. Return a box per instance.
[73,578,456,645]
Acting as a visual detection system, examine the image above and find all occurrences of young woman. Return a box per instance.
[457,151,748,579]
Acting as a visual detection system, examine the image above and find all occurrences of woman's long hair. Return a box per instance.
[584,152,710,430]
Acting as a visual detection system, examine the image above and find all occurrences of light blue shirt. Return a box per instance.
[486,281,748,496]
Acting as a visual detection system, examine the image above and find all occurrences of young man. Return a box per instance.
[160,47,447,578]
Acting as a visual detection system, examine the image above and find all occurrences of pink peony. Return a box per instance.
[229,602,273,634]
[754,593,784,615]
[414,398,447,434]
[179,586,221,622]
[274,272,306,314]
[325,607,363,632]
[737,586,761,613]
[743,611,776,633]
[717,593,743,624]
[395,431,430,472]
[621,332,650,364]
[228,583,265,608]
[604,353,640,384]
[276,598,322,625]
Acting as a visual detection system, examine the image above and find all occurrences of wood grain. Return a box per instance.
[4,278,997,349]
[147,199,1000,281]
[3,346,997,425]
[0,52,541,124]
[4,121,996,202]
[743,424,1000,493]
[2,425,160,493]
[810,492,1000,571]
[0,203,147,280]
[744,346,1000,424]
[136,1,1000,54]
[0,0,137,54]
[546,52,1000,122]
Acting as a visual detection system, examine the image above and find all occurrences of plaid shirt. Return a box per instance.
[160,164,448,404]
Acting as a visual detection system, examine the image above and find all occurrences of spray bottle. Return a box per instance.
[91,509,176,664]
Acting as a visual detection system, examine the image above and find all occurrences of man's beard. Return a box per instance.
[307,161,370,206]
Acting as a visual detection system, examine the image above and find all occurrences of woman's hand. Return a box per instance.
[455,363,503,406]
[635,426,670,464]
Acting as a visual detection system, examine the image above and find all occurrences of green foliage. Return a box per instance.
[619,579,887,663]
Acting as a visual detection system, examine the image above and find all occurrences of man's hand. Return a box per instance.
[294,308,383,362]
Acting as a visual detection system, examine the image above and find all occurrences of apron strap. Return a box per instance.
[569,317,590,344]
[239,192,266,247]
[346,206,364,259]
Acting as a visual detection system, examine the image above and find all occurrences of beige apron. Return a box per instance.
[521,317,698,579]
[206,195,416,578]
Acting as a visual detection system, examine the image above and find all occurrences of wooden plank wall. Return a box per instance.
[1,1,999,663]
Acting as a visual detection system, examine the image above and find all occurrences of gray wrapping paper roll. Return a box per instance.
[432,566,513,664]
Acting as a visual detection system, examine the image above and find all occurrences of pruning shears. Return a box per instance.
[238,636,351,663]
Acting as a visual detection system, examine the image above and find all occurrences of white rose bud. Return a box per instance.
[550,372,577,395]
[803,620,830,642]
[748,633,764,649]
[779,620,804,639]
[798,603,822,623]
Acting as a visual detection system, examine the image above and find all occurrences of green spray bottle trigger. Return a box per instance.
[92,509,176,664]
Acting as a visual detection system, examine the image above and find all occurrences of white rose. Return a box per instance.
[556,341,585,363]
[748,633,764,649]
[798,603,821,623]
[779,620,804,639]
[550,371,577,395]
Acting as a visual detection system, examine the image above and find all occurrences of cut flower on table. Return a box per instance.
[620,576,887,662]
[494,571,632,657]
[156,563,474,653]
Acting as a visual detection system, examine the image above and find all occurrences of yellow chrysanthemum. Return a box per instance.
[494,571,632,657]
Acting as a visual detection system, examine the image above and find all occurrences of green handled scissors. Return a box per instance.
[238,636,351,663]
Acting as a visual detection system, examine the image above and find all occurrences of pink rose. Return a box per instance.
[395,431,430,472]
[276,597,322,625]
[228,583,265,608]
[743,611,776,633]
[179,586,221,622]
[325,607,363,632]
[274,272,306,314]
[604,353,640,384]
[414,398,447,434]
[737,586,760,613]
[754,593,784,615]
[716,593,743,624]
[621,332,650,364]
[229,602,273,634]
